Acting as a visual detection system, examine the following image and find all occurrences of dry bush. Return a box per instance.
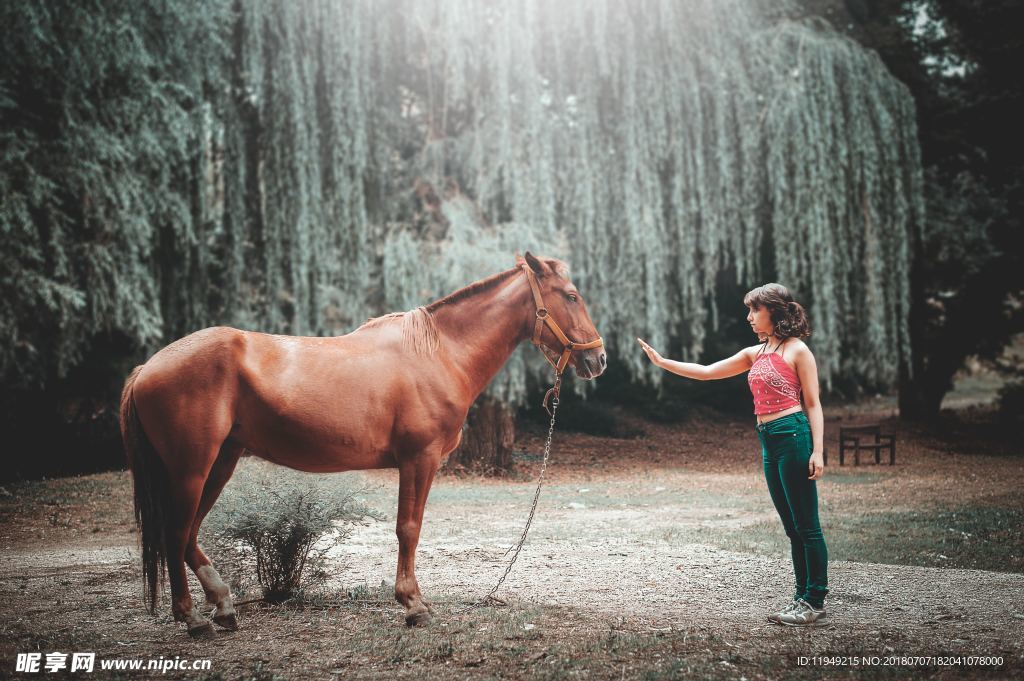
[202,463,384,603]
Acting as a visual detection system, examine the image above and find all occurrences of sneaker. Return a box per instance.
[777,598,829,627]
[767,600,801,624]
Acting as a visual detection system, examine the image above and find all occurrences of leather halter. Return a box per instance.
[520,263,604,375]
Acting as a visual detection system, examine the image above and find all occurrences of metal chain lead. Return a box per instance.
[454,371,561,614]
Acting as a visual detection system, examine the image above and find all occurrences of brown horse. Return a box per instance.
[120,251,605,637]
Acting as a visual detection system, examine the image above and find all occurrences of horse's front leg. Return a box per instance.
[394,456,439,626]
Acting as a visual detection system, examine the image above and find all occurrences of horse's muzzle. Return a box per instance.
[576,350,607,380]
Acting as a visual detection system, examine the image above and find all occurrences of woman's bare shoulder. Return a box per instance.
[742,342,767,359]
[787,338,814,359]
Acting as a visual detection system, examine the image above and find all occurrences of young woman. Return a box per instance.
[636,283,829,627]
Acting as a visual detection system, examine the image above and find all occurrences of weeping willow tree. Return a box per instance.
[236,0,922,395]
[367,1,924,394]
[1,0,922,442]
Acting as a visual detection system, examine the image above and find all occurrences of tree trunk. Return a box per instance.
[898,233,936,421]
[899,256,1020,422]
[443,396,515,475]
[898,374,946,421]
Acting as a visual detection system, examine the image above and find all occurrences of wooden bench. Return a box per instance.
[839,424,895,465]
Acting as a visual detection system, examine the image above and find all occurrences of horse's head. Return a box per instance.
[516,251,607,380]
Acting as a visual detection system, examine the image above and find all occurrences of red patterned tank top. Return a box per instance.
[747,340,802,415]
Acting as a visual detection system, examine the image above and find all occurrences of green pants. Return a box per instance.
[757,411,829,608]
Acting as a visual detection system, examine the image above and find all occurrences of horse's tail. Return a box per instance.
[120,365,168,614]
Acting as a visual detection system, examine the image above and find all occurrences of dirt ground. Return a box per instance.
[1,398,1022,680]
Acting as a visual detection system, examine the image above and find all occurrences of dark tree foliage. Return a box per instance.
[798,0,1024,418]
[0,1,228,386]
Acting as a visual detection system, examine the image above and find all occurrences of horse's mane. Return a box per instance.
[424,266,522,311]
[357,266,525,356]
[356,308,440,356]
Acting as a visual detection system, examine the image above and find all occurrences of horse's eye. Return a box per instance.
[568,294,578,302]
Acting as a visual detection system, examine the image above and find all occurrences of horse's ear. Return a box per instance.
[523,251,546,276]
[549,259,570,280]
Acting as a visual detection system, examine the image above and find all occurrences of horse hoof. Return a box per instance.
[188,621,216,639]
[405,609,432,627]
[213,613,238,631]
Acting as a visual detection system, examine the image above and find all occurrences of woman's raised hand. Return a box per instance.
[637,338,664,367]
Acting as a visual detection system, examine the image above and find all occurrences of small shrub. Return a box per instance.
[202,463,384,603]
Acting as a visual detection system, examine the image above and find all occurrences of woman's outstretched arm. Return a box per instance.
[637,338,752,380]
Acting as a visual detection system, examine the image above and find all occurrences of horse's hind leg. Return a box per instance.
[165,464,216,638]
[186,441,244,631]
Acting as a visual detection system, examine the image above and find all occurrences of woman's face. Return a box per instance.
[746,304,773,338]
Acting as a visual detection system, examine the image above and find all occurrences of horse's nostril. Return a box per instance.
[599,353,607,367]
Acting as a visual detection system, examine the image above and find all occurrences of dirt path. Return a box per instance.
[3,472,1022,672]
[326,469,1024,649]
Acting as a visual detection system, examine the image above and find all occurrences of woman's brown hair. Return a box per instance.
[743,283,811,341]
